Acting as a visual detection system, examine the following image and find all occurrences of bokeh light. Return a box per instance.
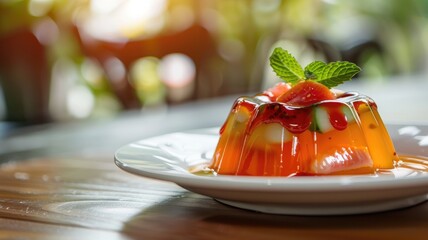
[1,0,428,124]
[129,57,165,106]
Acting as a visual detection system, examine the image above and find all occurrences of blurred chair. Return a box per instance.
[0,28,51,124]
[75,23,219,109]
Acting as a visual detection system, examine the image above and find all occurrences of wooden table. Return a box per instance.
[1,77,428,239]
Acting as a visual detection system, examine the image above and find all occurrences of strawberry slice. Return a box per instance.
[277,81,335,106]
[261,82,291,102]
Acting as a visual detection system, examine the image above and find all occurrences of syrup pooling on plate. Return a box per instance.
[191,155,428,177]
[385,155,428,175]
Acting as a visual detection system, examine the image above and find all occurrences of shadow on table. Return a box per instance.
[121,192,428,239]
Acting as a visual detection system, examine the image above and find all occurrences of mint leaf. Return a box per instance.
[304,61,326,80]
[310,61,361,88]
[269,48,304,85]
[269,47,361,88]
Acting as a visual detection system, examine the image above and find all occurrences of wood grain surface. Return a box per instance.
[0,153,427,240]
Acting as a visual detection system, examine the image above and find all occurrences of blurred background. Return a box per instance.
[1,0,428,128]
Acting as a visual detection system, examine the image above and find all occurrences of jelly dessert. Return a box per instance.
[210,48,398,176]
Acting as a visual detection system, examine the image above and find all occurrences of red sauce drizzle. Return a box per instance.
[250,103,313,134]
[221,92,370,135]
[325,102,348,131]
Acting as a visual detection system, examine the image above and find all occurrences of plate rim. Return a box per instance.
[114,124,428,193]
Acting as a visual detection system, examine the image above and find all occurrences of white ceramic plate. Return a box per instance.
[114,124,428,215]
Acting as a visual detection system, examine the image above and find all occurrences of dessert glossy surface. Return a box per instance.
[210,92,398,176]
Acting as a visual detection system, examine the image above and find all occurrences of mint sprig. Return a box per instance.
[269,47,361,88]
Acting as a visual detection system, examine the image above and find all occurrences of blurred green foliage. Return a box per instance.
[1,0,428,123]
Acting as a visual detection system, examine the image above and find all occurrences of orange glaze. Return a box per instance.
[210,92,398,176]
